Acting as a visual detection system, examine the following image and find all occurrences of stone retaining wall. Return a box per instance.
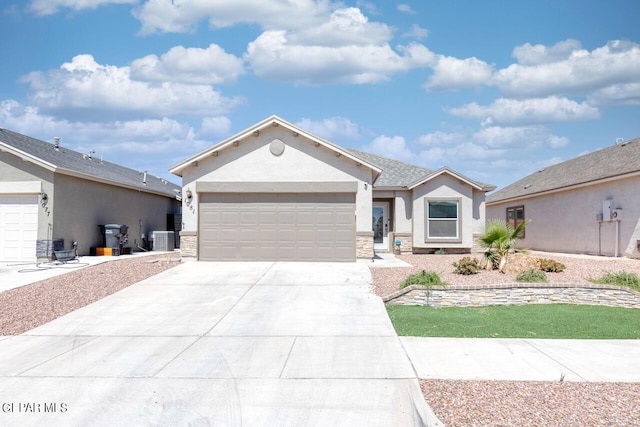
[384,283,640,309]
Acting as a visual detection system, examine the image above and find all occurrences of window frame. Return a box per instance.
[425,198,462,243]
[506,205,526,238]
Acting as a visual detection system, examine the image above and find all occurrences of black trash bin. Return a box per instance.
[103,224,129,248]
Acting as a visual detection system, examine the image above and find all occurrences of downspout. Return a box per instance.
[615,220,619,258]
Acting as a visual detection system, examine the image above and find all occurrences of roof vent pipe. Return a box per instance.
[143,170,147,185]
[54,137,60,150]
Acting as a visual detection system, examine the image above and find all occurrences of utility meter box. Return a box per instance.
[603,200,612,221]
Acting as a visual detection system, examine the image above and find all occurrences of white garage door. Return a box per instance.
[0,195,38,262]
[199,193,356,261]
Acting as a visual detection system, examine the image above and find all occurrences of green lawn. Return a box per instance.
[386,304,640,339]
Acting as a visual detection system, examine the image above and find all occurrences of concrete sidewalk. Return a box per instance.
[0,262,442,426]
[401,337,640,382]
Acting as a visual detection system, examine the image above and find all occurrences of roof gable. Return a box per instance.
[408,167,495,191]
[487,137,640,204]
[170,115,382,179]
[0,128,180,198]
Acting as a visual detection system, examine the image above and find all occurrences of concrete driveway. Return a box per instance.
[0,261,441,426]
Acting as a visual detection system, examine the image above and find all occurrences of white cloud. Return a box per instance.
[245,32,435,84]
[28,0,134,16]
[512,39,582,65]
[397,4,416,14]
[291,7,392,47]
[473,126,569,149]
[21,54,242,119]
[587,82,640,107]
[296,117,361,140]
[133,0,337,35]
[416,126,571,188]
[130,44,245,85]
[199,116,232,137]
[425,55,493,90]
[494,40,640,97]
[402,24,428,40]
[0,98,212,179]
[361,135,416,163]
[446,96,600,125]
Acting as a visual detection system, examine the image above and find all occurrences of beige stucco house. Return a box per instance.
[0,128,181,262]
[487,137,640,258]
[170,115,495,261]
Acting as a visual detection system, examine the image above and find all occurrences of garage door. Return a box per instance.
[199,193,355,261]
[0,195,38,262]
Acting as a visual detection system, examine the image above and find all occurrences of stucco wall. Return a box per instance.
[181,126,374,233]
[52,174,180,255]
[487,175,640,258]
[0,154,54,242]
[411,174,479,250]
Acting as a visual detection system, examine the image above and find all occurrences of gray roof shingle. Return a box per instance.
[487,137,640,204]
[0,128,180,198]
[346,148,495,191]
[345,148,433,187]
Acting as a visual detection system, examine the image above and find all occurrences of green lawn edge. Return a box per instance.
[386,304,640,339]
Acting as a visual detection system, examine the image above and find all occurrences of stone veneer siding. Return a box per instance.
[384,283,640,310]
[356,232,374,259]
[179,231,197,258]
[471,233,484,253]
[390,232,412,254]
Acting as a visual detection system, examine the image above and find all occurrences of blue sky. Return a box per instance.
[2,0,639,190]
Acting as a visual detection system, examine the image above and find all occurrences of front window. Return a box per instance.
[507,206,525,238]
[427,200,459,239]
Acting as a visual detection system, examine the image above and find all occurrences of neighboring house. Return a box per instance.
[170,115,495,261]
[0,128,182,263]
[487,137,640,259]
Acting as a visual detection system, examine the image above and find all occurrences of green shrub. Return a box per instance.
[539,258,566,273]
[453,257,481,275]
[589,271,640,291]
[516,268,547,283]
[400,270,448,289]
[434,248,447,255]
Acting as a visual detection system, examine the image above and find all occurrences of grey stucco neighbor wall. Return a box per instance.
[52,174,180,255]
[487,175,640,258]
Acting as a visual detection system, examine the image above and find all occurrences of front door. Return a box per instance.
[372,202,389,251]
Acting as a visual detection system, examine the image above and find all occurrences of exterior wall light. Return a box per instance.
[185,189,193,206]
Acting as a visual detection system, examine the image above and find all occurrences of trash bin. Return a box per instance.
[103,224,129,248]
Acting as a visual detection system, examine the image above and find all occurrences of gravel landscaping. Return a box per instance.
[421,379,640,427]
[0,254,180,335]
[373,251,640,426]
[371,251,640,298]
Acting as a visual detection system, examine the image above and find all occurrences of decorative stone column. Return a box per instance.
[356,231,374,259]
[179,231,197,258]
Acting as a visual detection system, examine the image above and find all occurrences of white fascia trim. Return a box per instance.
[0,141,57,172]
[486,170,640,206]
[409,168,483,191]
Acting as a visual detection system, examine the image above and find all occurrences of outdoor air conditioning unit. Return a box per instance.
[611,208,622,221]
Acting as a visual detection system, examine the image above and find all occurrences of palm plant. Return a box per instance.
[479,219,530,272]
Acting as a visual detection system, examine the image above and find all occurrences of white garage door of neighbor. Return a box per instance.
[199,193,356,261]
[0,195,38,262]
